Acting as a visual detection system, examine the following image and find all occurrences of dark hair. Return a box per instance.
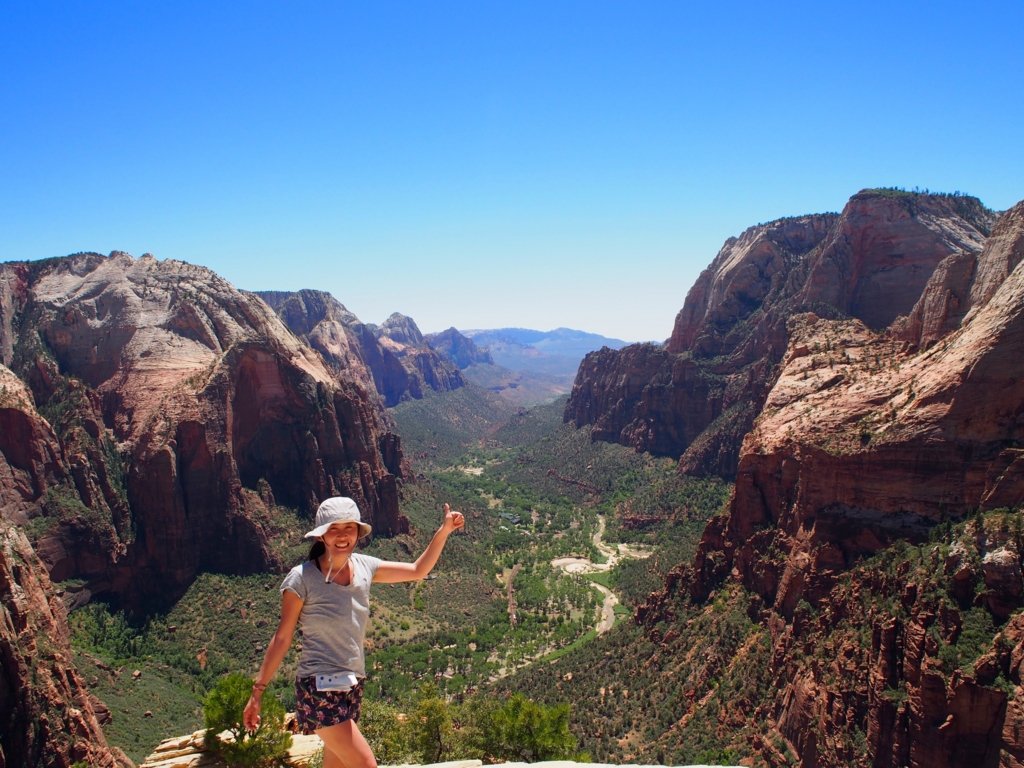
[308,539,325,561]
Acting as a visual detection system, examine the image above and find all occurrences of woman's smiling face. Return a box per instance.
[321,521,360,555]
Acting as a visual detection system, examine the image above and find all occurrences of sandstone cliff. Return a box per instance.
[258,292,464,407]
[0,253,408,613]
[0,253,417,763]
[565,191,997,477]
[636,199,1024,767]
[0,520,133,768]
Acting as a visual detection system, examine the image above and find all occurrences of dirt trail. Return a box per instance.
[550,516,650,635]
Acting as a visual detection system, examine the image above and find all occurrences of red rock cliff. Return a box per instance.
[647,200,1024,767]
[565,192,996,477]
[0,519,132,768]
[258,291,464,407]
[1,253,408,613]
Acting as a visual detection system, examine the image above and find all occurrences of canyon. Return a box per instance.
[617,195,1024,767]
[3,188,1024,766]
[565,191,998,478]
[0,254,411,766]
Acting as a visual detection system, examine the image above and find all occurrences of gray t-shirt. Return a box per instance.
[280,553,382,678]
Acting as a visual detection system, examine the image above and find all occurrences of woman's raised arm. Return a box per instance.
[373,504,465,584]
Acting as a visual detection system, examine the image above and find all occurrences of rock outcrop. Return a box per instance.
[425,327,495,369]
[565,191,997,477]
[258,292,464,407]
[0,253,417,763]
[1,253,408,612]
[372,313,465,398]
[141,731,712,768]
[639,199,1024,767]
[139,725,322,768]
[0,521,132,768]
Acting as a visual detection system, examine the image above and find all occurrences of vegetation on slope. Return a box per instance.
[389,384,521,468]
[496,507,1024,766]
[69,386,731,761]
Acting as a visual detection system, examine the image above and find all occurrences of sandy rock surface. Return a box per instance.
[139,733,741,768]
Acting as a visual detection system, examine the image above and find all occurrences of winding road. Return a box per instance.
[550,516,650,635]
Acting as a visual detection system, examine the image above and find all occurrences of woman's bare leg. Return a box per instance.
[317,719,377,768]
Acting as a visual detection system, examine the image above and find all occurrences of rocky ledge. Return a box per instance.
[140,731,740,768]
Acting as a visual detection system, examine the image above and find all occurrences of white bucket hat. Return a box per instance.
[304,497,372,540]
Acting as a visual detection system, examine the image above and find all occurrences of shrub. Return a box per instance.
[360,699,417,764]
[480,692,580,762]
[410,684,457,763]
[203,674,292,767]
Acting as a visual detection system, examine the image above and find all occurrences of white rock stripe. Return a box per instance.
[139,728,740,768]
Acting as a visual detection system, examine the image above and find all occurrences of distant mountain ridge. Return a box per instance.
[421,327,573,405]
[424,327,494,369]
[460,327,631,379]
[463,326,632,356]
[463,326,631,356]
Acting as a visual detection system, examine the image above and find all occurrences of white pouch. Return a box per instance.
[316,673,359,692]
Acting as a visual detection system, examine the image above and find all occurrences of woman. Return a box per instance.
[242,496,465,768]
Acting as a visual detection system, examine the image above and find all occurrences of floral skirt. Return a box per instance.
[294,676,364,734]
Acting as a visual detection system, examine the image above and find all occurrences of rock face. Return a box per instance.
[0,521,132,768]
[791,192,995,330]
[722,199,1024,563]
[425,327,495,369]
[258,292,464,407]
[565,191,997,477]
[0,254,408,612]
[641,200,1024,767]
[0,254,417,763]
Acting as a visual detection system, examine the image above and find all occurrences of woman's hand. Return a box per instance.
[441,503,465,535]
[242,691,262,732]
[373,503,465,583]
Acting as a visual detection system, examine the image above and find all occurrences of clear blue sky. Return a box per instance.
[2,1,1021,341]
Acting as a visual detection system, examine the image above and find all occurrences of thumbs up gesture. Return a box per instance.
[441,503,465,534]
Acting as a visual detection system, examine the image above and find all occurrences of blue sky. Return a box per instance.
[2,2,1021,341]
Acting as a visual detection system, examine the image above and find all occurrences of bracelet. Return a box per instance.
[252,682,267,692]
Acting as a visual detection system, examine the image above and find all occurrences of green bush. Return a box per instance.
[203,674,292,767]
[410,684,457,763]
[479,692,581,762]
[360,699,417,764]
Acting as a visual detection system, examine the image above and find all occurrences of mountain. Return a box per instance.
[0,253,412,762]
[565,190,999,477]
[625,198,1024,766]
[422,326,578,406]
[0,366,132,768]
[462,327,630,378]
[256,291,464,407]
[469,327,632,358]
[424,327,494,369]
